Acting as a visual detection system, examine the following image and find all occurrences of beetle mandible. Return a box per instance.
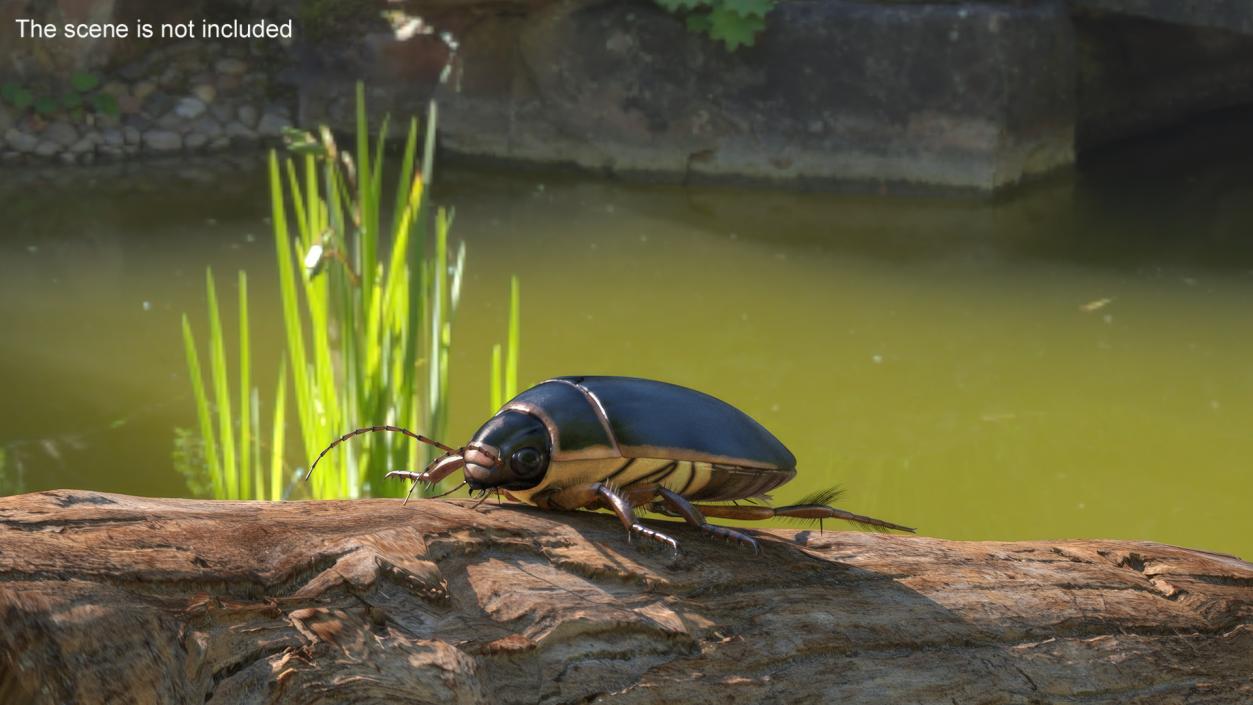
[308,376,915,554]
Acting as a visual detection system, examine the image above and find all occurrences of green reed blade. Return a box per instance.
[284,159,308,244]
[182,315,222,498]
[270,361,287,501]
[270,152,316,479]
[304,153,319,247]
[506,275,520,399]
[205,269,237,499]
[238,270,252,500]
[391,118,418,243]
[251,387,263,501]
[490,343,503,413]
[185,93,520,502]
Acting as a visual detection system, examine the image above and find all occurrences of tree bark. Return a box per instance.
[0,490,1249,705]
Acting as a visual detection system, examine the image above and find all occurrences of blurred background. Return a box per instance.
[3,106,1252,557]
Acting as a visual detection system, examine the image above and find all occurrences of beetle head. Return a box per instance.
[463,411,551,491]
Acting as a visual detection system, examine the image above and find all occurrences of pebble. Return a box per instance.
[157,111,185,130]
[225,121,257,140]
[190,116,224,138]
[237,105,258,128]
[133,81,157,100]
[143,130,182,152]
[159,66,182,89]
[100,128,124,147]
[144,92,175,119]
[118,94,143,115]
[174,97,207,120]
[123,126,141,145]
[192,84,216,104]
[185,132,209,149]
[34,141,60,157]
[256,112,288,137]
[209,103,234,123]
[215,58,248,76]
[44,121,78,147]
[5,128,38,152]
[69,134,97,154]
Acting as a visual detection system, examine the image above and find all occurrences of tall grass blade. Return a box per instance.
[238,271,252,500]
[182,93,519,503]
[270,361,287,501]
[506,275,520,400]
[205,269,237,499]
[182,315,222,498]
[490,344,503,413]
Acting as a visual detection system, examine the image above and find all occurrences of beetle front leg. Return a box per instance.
[549,483,679,554]
[656,488,759,554]
[386,453,465,504]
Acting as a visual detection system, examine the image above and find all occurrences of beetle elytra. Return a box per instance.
[308,376,914,554]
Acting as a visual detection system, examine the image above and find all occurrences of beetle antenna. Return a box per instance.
[305,425,458,481]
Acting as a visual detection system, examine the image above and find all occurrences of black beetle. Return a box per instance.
[308,376,914,553]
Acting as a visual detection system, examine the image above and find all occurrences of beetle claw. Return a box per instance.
[629,524,680,555]
[699,524,759,555]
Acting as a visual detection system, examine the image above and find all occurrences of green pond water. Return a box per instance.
[2,111,1252,560]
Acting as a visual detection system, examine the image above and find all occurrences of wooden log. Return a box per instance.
[0,490,1249,704]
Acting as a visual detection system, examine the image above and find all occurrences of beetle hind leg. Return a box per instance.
[657,488,760,555]
[694,500,915,533]
[549,483,679,554]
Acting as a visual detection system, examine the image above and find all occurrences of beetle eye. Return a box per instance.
[510,447,546,477]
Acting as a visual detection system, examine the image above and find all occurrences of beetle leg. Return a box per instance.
[769,504,915,532]
[657,488,759,554]
[692,502,915,533]
[549,483,679,554]
[385,454,466,505]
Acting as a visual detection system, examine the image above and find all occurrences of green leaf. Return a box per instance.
[70,72,99,92]
[11,88,33,110]
[61,92,82,110]
[708,5,765,50]
[91,92,119,116]
[685,13,713,34]
[33,96,58,116]
[1,83,21,103]
[720,0,773,18]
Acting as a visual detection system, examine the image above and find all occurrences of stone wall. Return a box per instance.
[2,0,1253,191]
[0,0,296,164]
